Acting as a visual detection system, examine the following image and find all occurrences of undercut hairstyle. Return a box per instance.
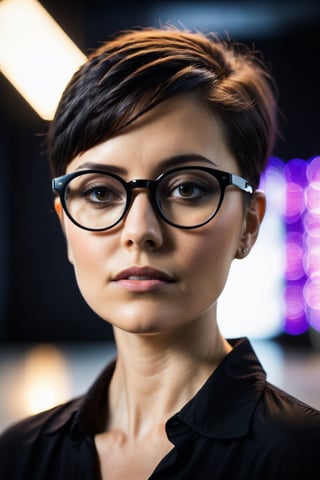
[47,26,278,189]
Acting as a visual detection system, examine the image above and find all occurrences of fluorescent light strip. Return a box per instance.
[0,0,87,120]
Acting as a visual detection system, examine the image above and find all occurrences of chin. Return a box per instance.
[99,311,179,337]
[113,319,172,336]
[95,299,180,330]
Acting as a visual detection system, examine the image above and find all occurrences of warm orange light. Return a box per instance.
[22,345,71,415]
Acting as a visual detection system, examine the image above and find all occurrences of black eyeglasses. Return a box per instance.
[52,166,253,231]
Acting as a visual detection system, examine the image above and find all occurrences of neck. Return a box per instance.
[107,317,231,438]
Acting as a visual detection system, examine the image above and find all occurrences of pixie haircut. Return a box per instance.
[47,26,277,189]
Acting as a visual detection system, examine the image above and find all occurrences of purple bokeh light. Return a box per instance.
[267,155,320,335]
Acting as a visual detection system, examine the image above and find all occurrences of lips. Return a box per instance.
[113,266,174,283]
[112,266,174,292]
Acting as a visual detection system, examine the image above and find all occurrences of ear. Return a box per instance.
[235,190,266,259]
[54,197,64,227]
[54,197,74,265]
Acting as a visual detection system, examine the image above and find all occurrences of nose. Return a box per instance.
[120,190,164,251]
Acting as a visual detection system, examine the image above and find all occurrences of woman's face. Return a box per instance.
[57,93,263,335]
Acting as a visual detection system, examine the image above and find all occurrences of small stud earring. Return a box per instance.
[241,247,249,256]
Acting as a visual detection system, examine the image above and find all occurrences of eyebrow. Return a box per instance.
[159,154,218,170]
[74,154,218,176]
[74,162,127,175]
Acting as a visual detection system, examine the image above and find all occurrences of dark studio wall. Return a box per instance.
[0,0,320,342]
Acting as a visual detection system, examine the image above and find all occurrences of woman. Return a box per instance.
[1,26,319,479]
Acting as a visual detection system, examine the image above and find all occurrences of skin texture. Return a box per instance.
[55,93,265,479]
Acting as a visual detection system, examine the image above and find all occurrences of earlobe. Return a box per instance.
[235,191,266,259]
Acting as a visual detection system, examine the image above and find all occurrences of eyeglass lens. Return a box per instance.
[63,169,222,230]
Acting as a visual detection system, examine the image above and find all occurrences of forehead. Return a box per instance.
[67,93,239,176]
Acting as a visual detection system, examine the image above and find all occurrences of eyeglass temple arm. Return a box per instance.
[231,174,253,194]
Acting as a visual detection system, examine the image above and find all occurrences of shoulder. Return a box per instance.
[0,358,115,479]
[0,396,83,443]
[261,381,320,422]
[251,381,320,472]
[0,396,84,478]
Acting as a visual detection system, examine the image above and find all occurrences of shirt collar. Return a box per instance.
[46,337,266,441]
[174,337,266,439]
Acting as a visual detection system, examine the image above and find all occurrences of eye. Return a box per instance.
[173,182,205,199]
[83,184,123,205]
[66,174,126,208]
[85,186,115,202]
[158,170,221,208]
[168,176,214,201]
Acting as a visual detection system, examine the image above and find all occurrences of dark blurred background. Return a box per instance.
[0,0,320,343]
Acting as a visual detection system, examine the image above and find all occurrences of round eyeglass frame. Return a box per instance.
[52,166,253,231]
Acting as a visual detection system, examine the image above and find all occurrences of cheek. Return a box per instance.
[64,223,107,285]
[65,229,116,319]
[189,216,241,262]
[183,210,244,291]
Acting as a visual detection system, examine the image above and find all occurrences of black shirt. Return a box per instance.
[1,337,320,479]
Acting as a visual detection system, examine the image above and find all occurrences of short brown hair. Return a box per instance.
[47,26,277,189]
